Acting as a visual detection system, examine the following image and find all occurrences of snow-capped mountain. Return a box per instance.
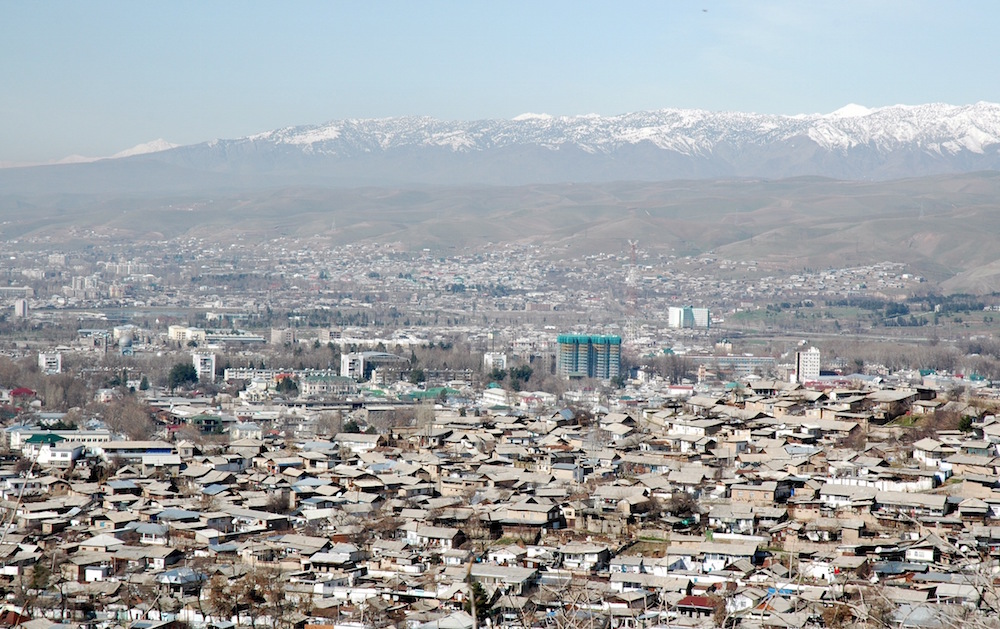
[110,138,178,159]
[6,103,1000,195]
[234,102,1000,158]
[154,102,1000,183]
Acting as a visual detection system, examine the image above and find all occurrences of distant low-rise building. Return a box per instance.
[38,352,61,375]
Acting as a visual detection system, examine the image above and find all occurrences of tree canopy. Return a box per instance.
[168,362,198,390]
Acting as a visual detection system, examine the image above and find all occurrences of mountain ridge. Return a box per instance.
[235,101,1000,157]
[4,103,1000,194]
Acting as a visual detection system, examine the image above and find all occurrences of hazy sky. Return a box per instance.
[2,1,997,163]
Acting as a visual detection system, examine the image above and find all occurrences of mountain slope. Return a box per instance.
[4,103,1000,194]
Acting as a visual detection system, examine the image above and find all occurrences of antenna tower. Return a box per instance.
[624,240,639,344]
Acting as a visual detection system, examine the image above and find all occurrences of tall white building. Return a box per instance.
[483,352,507,371]
[668,306,711,329]
[192,352,216,382]
[12,299,27,318]
[270,327,296,345]
[795,347,821,383]
[38,353,61,375]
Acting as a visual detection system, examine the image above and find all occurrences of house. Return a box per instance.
[699,542,760,573]
[488,545,528,566]
[308,543,365,570]
[559,542,611,572]
[904,534,956,564]
[334,432,386,454]
[874,491,949,518]
[867,389,917,418]
[141,454,182,476]
[912,438,951,468]
[129,522,169,545]
[78,533,126,553]
[402,523,466,550]
[469,564,537,595]
[708,504,756,535]
[592,485,649,513]
[156,566,206,594]
[730,481,790,505]
[609,555,645,574]
[676,595,717,618]
[35,442,85,469]
[501,497,564,530]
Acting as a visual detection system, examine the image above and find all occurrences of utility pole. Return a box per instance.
[466,559,478,629]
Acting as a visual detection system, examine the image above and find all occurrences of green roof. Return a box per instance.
[25,433,65,444]
[407,387,460,400]
[557,334,621,345]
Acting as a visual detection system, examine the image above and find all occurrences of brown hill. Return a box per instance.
[4,172,1000,293]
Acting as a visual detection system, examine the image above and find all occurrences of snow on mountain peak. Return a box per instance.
[111,139,178,159]
[208,102,1000,164]
[513,112,553,121]
[828,103,873,118]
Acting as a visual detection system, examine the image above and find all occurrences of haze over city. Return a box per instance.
[3,4,1000,629]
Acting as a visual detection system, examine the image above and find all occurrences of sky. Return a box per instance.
[1,1,997,163]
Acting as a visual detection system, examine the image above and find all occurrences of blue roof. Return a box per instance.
[874,561,929,575]
[292,477,331,487]
[155,508,201,521]
[157,566,205,584]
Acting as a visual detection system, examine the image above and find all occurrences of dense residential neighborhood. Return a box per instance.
[0,359,998,629]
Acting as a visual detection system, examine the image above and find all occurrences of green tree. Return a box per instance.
[408,368,425,384]
[463,581,492,624]
[275,376,298,394]
[508,365,533,383]
[139,375,149,391]
[167,362,198,390]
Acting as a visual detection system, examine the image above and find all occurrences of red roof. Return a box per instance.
[677,595,715,610]
[10,387,35,397]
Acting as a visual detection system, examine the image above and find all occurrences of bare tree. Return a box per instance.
[207,574,238,624]
[97,397,155,439]
[314,411,343,436]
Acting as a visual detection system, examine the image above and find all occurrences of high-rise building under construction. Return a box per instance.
[556,334,621,380]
